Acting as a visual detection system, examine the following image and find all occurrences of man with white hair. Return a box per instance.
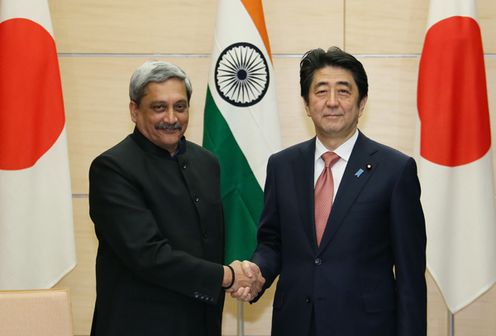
[89,61,263,336]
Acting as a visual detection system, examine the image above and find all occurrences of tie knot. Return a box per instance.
[321,152,339,168]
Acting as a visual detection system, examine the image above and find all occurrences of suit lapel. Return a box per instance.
[291,138,318,250]
[318,132,379,251]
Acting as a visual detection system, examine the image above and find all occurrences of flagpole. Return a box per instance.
[448,311,454,336]
[237,301,245,336]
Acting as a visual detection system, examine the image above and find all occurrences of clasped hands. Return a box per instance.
[222,260,265,302]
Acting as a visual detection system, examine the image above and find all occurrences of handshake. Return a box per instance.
[222,260,265,302]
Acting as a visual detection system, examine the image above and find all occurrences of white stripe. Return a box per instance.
[208,0,281,188]
[0,128,76,289]
[420,151,496,312]
[0,0,54,36]
[426,0,477,29]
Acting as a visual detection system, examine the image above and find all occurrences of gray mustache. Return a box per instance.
[155,122,182,131]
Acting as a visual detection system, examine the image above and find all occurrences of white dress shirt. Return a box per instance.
[314,130,359,200]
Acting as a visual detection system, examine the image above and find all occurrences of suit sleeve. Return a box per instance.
[251,155,282,300]
[89,154,224,304]
[390,157,427,335]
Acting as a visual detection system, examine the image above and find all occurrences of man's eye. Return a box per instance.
[175,104,187,112]
[153,104,166,111]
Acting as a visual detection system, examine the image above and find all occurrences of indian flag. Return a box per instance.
[0,0,76,289]
[203,0,281,263]
[417,0,496,312]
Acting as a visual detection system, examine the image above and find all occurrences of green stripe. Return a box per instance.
[203,87,263,263]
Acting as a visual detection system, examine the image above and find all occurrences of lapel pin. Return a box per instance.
[354,168,364,177]
[366,164,373,170]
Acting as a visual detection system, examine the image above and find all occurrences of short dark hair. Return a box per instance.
[300,46,368,104]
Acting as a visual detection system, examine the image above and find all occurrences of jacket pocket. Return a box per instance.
[362,289,396,312]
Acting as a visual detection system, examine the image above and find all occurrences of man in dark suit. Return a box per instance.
[89,61,263,336]
[248,47,427,335]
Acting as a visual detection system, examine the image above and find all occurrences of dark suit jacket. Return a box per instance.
[252,131,426,336]
[89,128,225,336]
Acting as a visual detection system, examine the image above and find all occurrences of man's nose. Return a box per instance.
[326,90,338,107]
[163,107,178,123]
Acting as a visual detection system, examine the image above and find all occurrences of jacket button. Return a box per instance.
[305,297,311,303]
[314,258,322,265]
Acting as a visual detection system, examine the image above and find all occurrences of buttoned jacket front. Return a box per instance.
[252,131,427,336]
[89,128,225,336]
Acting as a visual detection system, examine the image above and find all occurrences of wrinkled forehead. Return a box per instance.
[143,79,188,96]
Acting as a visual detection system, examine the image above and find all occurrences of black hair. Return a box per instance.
[300,46,368,104]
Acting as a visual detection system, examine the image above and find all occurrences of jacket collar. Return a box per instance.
[130,127,186,159]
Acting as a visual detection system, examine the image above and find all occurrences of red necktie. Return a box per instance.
[314,152,340,246]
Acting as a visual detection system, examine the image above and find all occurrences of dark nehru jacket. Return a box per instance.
[89,128,225,336]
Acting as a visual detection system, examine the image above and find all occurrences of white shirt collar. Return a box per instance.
[314,129,359,163]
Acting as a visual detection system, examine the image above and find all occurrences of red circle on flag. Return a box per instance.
[0,18,65,170]
[418,16,491,167]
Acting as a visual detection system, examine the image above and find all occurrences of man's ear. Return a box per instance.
[304,100,311,117]
[358,96,368,117]
[129,101,138,122]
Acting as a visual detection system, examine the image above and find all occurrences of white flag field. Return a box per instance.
[0,0,76,289]
[417,0,496,313]
[203,0,281,263]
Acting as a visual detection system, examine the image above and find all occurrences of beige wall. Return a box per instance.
[49,0,496,335]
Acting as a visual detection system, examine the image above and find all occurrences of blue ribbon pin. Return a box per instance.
[354,168,364,178]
